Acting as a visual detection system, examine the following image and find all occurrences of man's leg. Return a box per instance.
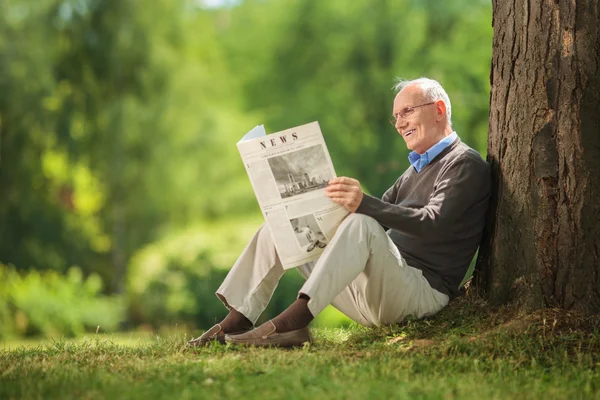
[300,213,449,326]
[188,223,284,346]
[216,223,285,325]
[296,262,373,326]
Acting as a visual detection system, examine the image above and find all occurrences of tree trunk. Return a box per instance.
[476,0,600,313]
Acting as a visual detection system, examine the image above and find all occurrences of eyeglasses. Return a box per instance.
[389,102,435,126]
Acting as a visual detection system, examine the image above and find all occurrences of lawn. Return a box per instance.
[1,296,599,400]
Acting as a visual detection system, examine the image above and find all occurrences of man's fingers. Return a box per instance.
[328,196,350,206]
[325,191,353,200]
[328,176,360,186]
[327,193,358,202]
[328,177,344,184]
[326,184,347,192]
[326,183,359,193]
[326,177,363,213]
[326,193,348,200]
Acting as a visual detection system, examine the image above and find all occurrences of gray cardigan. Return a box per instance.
[357,138,491,298]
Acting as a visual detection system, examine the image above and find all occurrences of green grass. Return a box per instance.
[1,296,599,400]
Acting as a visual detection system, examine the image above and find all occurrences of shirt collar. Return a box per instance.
[408,131,458,172]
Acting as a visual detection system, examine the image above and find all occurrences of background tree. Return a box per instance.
[477,0,600,312]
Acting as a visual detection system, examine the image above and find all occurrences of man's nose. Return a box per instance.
[396,118,408,129]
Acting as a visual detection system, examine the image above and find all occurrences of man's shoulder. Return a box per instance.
[444,141,489,170]
[439,143,491,195]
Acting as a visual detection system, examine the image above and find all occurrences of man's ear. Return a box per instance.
[436,100,446,122]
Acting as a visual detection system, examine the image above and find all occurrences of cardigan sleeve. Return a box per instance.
[356,154,490,239]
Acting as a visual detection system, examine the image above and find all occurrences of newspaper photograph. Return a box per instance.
[290,214,329,253]
[268,145,333,199]
[237,121,349,269]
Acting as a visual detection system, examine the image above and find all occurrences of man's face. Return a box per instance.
[392,85,443,154]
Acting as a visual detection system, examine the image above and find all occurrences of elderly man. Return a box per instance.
[189,77,491,348]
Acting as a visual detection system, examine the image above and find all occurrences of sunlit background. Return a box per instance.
[0,0,492,342]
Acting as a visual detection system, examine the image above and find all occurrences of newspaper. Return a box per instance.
[237,121,349,269]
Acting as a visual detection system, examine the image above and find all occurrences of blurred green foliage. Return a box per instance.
[127,218,263,328]
[0,0,492,337]
[0,264,124,338]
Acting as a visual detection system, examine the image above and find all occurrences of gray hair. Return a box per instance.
[393,77,452,127]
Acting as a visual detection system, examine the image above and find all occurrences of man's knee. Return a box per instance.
[256,222,275,245]
[340,213,381,231]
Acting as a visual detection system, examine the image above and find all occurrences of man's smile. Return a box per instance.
[403,129,416,137]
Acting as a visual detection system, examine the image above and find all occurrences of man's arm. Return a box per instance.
[381,183,396,204]
[325,172,403,213]
[356,155,491,239]
[377,174,408,231]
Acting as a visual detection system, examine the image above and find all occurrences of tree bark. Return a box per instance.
[476,0,600,313]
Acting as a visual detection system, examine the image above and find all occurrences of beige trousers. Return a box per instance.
[216,213,449,326]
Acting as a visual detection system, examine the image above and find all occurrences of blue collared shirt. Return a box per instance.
[408,132,458,173]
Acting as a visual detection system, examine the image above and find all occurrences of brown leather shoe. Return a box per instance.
[225,321,313,348]
[187,324,253,347]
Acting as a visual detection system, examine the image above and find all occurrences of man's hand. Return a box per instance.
[325,177,364,213]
